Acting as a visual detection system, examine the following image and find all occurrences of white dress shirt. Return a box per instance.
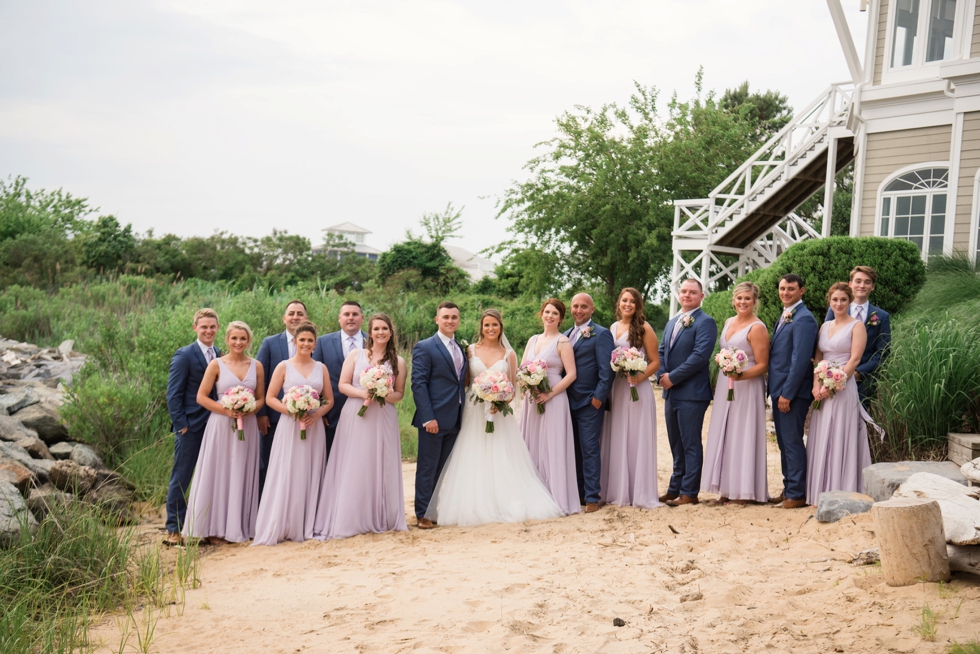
[196,340,216,361]
[286,331,296,358]
[850,301,870,322]
[343,330,364,356]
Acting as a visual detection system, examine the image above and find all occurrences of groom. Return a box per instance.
[411,301,468,529]
[565,293,614,513]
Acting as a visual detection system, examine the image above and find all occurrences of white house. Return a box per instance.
[315,222,383,261]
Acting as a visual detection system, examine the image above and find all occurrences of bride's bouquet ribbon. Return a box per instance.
[357,362,394,417]
[470,370,515,433]
[610,346,647,402]
[220,385,256,440]
[714,348,748,401]
[284,384,320,440]
[516,359,551,414]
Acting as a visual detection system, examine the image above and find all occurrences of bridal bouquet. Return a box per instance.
[812,360,847,411]
[284,385,321,439]
[516,359,551,414]
[358,362,394,417]
[714,348,749,401]
[470,370,515,433]
[610,346,647,402]
[221,385,257,440]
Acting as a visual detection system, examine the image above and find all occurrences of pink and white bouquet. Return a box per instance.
[517,359,551,414]
[358,362,394,417]
[714,348,749,401]
[284,385,321,440]
[221,385,257,440]
[470,370,515,433]
[610,346,647,402]
[812,360,847,411]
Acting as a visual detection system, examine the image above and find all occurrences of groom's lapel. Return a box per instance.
[432,334,456,374]
[571,320,591,351]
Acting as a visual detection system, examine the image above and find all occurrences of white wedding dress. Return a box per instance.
[425,347,564,526]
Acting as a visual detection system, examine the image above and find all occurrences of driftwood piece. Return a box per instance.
[892,472,980,545]
[872,497,950,587]
[947,544,980,576]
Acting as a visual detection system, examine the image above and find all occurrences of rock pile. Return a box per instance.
[0,338,136,546]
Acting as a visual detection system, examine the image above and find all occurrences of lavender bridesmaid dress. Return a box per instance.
[182,358,260,542]
[253,362,327,545]
[599,325,662,509]
[700,319,769,502]
[519,335,581,515]
[314,350,407,539]
[806,320,873,505]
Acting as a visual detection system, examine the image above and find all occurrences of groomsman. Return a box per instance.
[657,279,718,506]
[313,300,367,461]
[256,299,309,498]
[768,274,818,509]
[825,265,891,407]
[564,293,614,513]
[411,302,468,529]
[164,308,220,546]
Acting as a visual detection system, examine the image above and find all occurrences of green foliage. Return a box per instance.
[415,202,464,245]
[477,245,564,299]
[948,641,980,654]
[81,215,137,272]
[795,164,854,238]
[376,239,468,293]
[720,81,793,142]
[0,175,93,242]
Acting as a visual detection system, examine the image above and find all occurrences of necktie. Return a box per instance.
[347,335,356,356]
[670,316,684,347]
[853,305,864,323]
[569,327,581,346]
[206,347,215,363]
[451,341,463,377]
[288,338,296,358]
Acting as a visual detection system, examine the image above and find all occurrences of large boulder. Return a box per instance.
[0,388,37,415]
[816,491,875,523]
[26,484,73,519]
[86,482,136,523]
[0,480,37,546]
[48,442,76,460]
[0,442,51,483]
[15,437,53,460]
[69,444,105,470]
[12,403,68,444]
[0,460,33,494]
[863,461,967,502]
[48,460,98,495]
[0,415,38,443]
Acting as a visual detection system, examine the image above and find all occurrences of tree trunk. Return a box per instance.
[872,497,950,587]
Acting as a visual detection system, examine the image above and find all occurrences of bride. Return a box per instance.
[425,309,563,526]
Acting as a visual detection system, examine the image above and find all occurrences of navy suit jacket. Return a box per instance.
[563,321,615,411]
[256,331,290,423]
[824,304,891,381]
[769,303,818,401]
[166,341,220,434]
[411,333,468,430]
[313,329,368,427]
[656,308,717,402]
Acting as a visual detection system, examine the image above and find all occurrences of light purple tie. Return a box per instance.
[347,335,356,356]
[451,341,463,377]
[853,305,864,322]
[569,327,581,346]
[206,347,215,362]
[670,316,684,347]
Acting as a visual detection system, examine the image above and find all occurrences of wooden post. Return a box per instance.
[872,498,950,587]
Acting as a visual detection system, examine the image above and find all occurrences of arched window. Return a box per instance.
[879,166,948,257]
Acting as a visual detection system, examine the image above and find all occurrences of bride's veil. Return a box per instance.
[500,333,515,357]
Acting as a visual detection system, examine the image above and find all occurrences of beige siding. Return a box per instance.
[860,125,953,236]
[873,0,889,86]
[972,5,980,58]
[956,112,980,252]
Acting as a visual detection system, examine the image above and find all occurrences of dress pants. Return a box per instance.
[165,428,205,534]
[771,398,809,500]
[571,404,604,504]
[414,420,461,519]
[664,398,709,498]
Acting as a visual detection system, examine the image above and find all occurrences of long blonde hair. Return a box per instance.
[474,309,506,348]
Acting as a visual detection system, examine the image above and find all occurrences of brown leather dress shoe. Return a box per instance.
[417,517,435,529]
[658,492,679,503]
[584,502,600,513]
[773,498,808,509]
[162,532,184,547]
[768,492,785,505]
[665,495,699,507]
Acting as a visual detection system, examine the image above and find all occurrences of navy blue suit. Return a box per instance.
[769,303,818,501]
[657,308,717,498]
[313,329,368,460]
[164,341,219,534]
[825,304,890,405]
[411,333,468,519]
[564,321,614,504]
[255,331,290,497]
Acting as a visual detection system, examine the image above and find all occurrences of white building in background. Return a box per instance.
[315,222,383,261]
[444,244,496,282]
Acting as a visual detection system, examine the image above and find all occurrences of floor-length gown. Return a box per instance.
[252,362,327,545]
[519,335,581,515]
[425,347,564,526]
[599,325,662,509]
[182,358,260,542]
[805,320,873,505]
[700,319,769,502]
[314,349,407,539]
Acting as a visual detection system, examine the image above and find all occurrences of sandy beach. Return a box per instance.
[90,399,980,653]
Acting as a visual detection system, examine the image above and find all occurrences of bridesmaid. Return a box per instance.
[519,298,580,515]
[806,282,873,505]
[253,321,334,545]
[182,321,264,544]
[700,282,770,505]
[314,314,408,539]
[600,288,662,509]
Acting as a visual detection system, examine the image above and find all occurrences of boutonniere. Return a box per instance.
[866,311,880,327]
[781,308,795,325]
[679,315,695,329]
[580,325,593,339]
[458,338,470,349]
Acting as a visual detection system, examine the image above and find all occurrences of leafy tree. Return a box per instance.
[0,175,93,242]
[417,203,464,245]
[377,238,468,292]
[81,215,137,272]
[476,244,566,299]
[721,81,793,143]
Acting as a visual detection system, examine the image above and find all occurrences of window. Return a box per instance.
[886,0,960,78]
[879,167,948,258]
[892,0,920,67]
[926,0,957,62]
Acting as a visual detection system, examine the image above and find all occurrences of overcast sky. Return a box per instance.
[0,1,868,258]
